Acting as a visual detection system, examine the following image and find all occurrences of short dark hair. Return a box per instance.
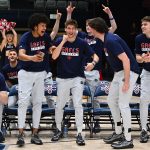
[9,49,18,54]
[141,16,150,23]
[65,19,78,28]
[28,13,50,30]
[88,17,109,33]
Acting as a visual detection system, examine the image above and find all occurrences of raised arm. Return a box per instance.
[50,10,62,40]
[102,4,117,33]
[11,28,18,47]
[66,2,75,21]
[0,29,7,51]
[52,35,68,60]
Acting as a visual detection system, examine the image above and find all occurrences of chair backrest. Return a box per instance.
[34,0,45,9]
[132,83,140,97]
[44,80,57,96]
[0,0,9,9]
[57,0,67,9]
[45,0,57,9]
[94,80,110,97]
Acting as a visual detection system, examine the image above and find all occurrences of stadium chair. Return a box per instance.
[45,0,57,10]
[91,80,113,136]
[34,0,45,9]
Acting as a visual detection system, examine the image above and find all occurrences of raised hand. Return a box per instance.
[102,4,112,16]
[66,2,75,14]
[56,9,62,20]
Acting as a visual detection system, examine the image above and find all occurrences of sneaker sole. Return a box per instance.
[31,140,43,145]
[112,144,134,149]
[17,142,25,147]
[76,141,85,146]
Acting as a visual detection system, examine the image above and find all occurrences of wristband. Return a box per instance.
[109,17,114,20]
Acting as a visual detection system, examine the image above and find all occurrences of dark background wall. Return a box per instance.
[0,0,150,48]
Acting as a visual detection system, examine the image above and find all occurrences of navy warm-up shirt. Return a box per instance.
[18,32,52,72]
[55,36,95,78]
[78,31,103,71]
[2,62,21,85]
[103,33,140,74]
[135,34,150,72]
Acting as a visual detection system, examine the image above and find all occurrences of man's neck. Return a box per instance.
[67,36,76,42]
[97,33,105,42]
[10,61,18,68]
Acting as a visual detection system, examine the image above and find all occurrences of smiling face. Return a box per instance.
[8,50,18,62]
[141,21,150,36]
[65,24,77,39]
[34,22,47,37]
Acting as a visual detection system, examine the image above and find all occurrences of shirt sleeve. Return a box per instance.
[107,39,124,56]
[0,73,7,91]
[135,36,142,55]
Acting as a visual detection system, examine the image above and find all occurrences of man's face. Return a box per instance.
[141,21,150,35]
[8,51,18,62]
[88,26,96,37]
[65,25,77,38]
[35,23,47,37]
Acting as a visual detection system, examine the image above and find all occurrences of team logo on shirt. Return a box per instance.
[61,47,79,60]
[141,43,150,51]
[30,41,45,51]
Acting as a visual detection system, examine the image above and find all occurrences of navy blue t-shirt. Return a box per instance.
[55,36,95,78]
[18,32,52,72]
[78,31,103,71]
[0,73,7,91]
[1,62,21,85]
[104,33,140,74]
[1,43,17,66]
[135,34,150,72]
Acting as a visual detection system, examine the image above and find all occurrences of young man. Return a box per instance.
[51,19,99,146]
[135,16,150,143]
[0,73,8,143]
[1,49,21,107]
[16,13,52,147]
[88,17,140,149]
[66,3,117,131]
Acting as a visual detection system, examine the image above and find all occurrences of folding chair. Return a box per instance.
[91,80,113,136]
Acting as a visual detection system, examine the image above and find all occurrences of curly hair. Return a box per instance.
[28,13,50,30]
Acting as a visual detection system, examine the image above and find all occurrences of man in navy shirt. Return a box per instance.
[88,17,140,149]
[66,3,117,132]
[1,49,21,108]
[0,73,8,143]
[16,13,52,147]
[51,19,99,146]
[135,16,150,143]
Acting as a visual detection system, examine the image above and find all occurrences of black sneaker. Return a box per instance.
[103,132,124,144]
[140,129,149,143]
[111,139,134,149]
[31,133,43,145]
[93,121,100,133]
[76,133,85,146]
[0,131,5,143]
[51,128,63,141]
[16,133,25,147]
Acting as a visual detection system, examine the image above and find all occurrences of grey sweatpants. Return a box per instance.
[107,71,138,141]
[55,77,85,134]
[140,69,150,131]
[18,70,46,129]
